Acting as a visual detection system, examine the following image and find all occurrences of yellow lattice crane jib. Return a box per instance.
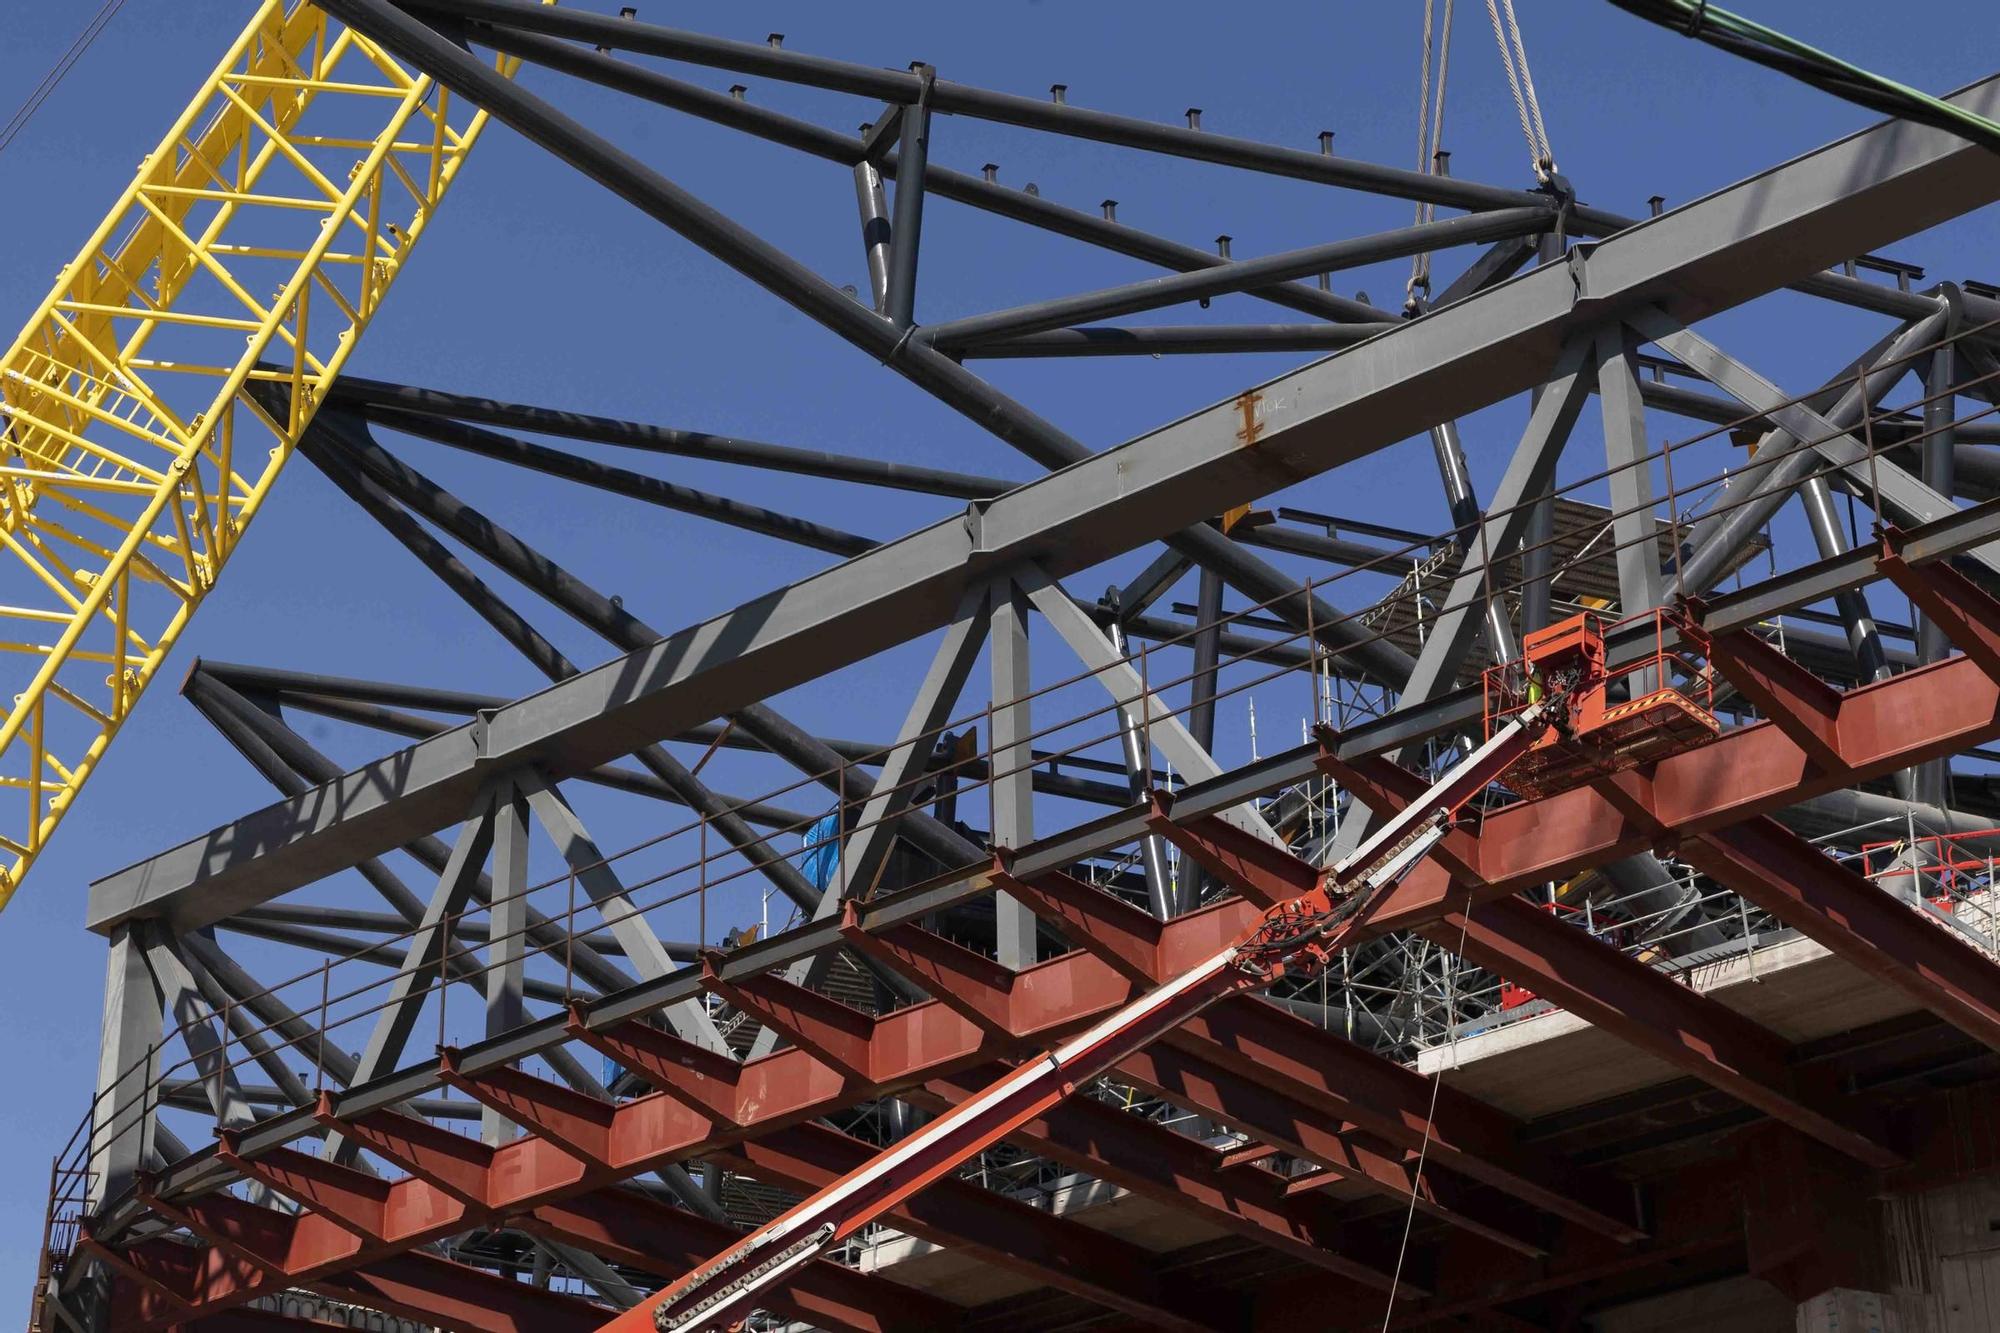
[0,2,529,912]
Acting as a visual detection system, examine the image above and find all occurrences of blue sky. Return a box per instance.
[1,0,1997,1297]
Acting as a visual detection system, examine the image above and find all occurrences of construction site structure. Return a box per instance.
[21,3,2000,1332]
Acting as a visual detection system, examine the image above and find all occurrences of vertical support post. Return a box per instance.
[988,577,1037,969]
[852,160,892,315]
[88,925,162,1211]
[884,67,933,330]
[1597,323,1670,618]
[485,779,531,1145]
[1915,343,1960,807]
[1186,565,1224,911]
[1188,567,1225,754]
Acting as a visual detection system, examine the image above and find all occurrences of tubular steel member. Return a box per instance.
[606,695,1570,1333]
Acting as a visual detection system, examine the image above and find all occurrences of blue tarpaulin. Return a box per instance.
[799,810,841,891]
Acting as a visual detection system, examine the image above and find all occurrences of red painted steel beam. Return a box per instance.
[1315,737,1903,1165]
[106,1237,282,1324]
[1421,896,1901,1166]
[869,865,1601,1262]
[1702,626,1845,770]
[1167,999,1644,1239]
[1879,530,2000,679]
[75,1235,199,1327]
[337,1100,957,1333]
[1351,644,2000,937]
[173,1101,961,1333]
[312,1251,608,1332]
[116,772,1767,1330]
[104,894,1630,1325]
[918,1063,1434,1281]
[1153,814,1642,1237]
[95,1210,606,1333]
[1247,1156,1746,1330]
[518,1189,964,1333]
[991,860,1165,985]
[714,1121,1243,1332]
[838,904,1034,1041]
[1108,1043,1546,1259]
[1684,816,2000,1051]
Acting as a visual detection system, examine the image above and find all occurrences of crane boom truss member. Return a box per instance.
[615,694,1571,1333]
[0,0,524,910]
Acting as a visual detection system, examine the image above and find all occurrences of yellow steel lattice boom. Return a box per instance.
[0,1,522,910]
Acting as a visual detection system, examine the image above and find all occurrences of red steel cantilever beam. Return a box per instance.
[602,703,1560,1333]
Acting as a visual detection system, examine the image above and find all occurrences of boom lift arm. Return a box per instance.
[607,692,1569,1333]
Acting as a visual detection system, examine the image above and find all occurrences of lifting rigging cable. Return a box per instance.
[0,0,133,162]
[1407,0,1561,309]
[1407,0,1457,307]
[1487,0,1559,184]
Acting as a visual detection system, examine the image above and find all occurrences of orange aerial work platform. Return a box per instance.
[1484,609,1722,800]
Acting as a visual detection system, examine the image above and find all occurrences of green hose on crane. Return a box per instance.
[1606,0,2000,157]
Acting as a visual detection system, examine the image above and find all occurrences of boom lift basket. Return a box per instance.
[1483,609,1719,800]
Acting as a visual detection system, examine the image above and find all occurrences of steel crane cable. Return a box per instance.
[1486,0,1559,184]
[1407,0,1457,309]
[1606,0,2000,157]
[0,0,133,160]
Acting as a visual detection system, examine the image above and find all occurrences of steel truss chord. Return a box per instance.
[85,59,2000,932]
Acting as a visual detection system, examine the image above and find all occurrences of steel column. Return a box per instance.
[484,783,528,1147]
[1596,323,1670,620]
[989,578,1038,970]
[88,927,162,1210]
[1916,340,1962,806]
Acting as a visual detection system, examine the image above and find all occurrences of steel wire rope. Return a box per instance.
[1488,0,1557,180]
[1407,0,1457,308]
[0,0,133,160]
